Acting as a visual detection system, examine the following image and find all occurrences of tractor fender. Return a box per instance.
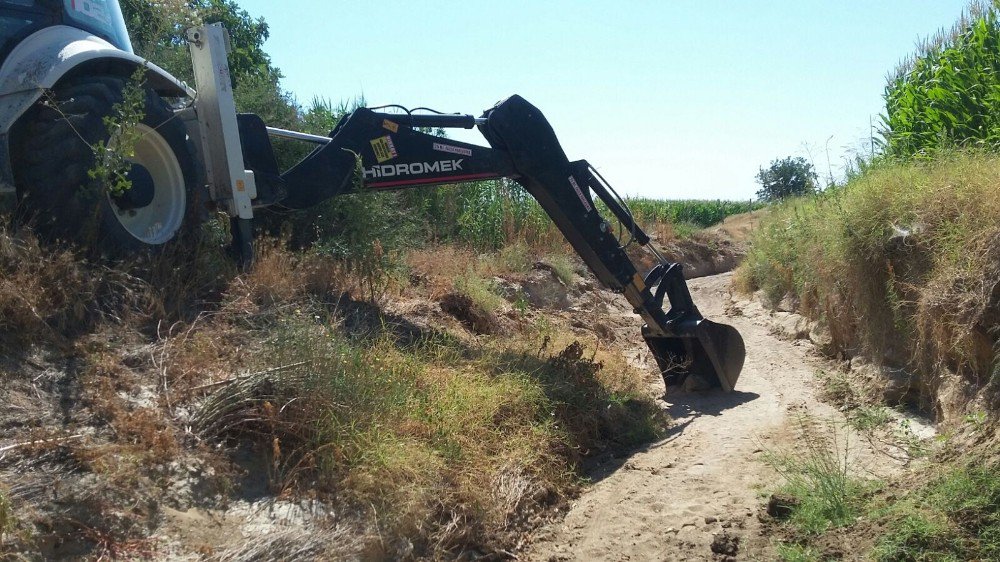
[0,25,193,134]
[0,25,194,193]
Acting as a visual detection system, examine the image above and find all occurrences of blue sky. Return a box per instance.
[236,0,971,200]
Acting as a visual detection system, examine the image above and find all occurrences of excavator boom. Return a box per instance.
[236,95,746,392]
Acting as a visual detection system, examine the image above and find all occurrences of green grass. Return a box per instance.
[849,406,892,432]
[195,307,667,554]
[769,447,1000,561]
[873,462,1000,561]
[776,543,823,562]
[453,272,506,314]
[764,419,875,536]
[544,253,576,286]
[739,152,1000,397]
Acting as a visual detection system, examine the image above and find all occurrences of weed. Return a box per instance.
[777,542,822,562]
[453,272,505,315]
[817,369,855,407]
[496,241,533,274]
[764,417,874,535]
[873,461,1000,561]
[849,406,892,432]
[0,486,15,545]
[544,253,576,286]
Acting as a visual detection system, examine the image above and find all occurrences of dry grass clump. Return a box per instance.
[0,484,15,547]
[79,349,179,465]
[226,238,350,308]
[193,307,665,556]
[0,215,238,354]
[739,152,1000,416]
[0,226,108,349]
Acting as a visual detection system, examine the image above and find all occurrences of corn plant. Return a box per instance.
[882,1,1000,157]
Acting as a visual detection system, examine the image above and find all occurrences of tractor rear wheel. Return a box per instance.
[11,74,197,253]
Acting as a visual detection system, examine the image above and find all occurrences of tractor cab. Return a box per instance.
[0,0,131,60]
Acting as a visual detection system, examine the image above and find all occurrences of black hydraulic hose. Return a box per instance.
[383,113,477,129]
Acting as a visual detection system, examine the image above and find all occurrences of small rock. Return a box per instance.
[809,324,836,355]
[704,516,718,524]
[776,293,798,313]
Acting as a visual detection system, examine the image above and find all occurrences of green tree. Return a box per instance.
[755,156,818,202]
[121,0,275,90]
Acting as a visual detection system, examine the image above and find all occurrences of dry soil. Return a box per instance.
[524,272,916,562]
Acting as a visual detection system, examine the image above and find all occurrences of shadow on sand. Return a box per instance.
[583,389,759,484]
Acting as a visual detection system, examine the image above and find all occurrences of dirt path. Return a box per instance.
[526,272,907,562]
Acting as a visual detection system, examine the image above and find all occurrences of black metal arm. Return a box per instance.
[237,95,745,391]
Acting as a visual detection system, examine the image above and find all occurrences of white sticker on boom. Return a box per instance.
[433,143,473,157]
[569,176,592,212]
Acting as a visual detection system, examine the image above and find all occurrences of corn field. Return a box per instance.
[882,1,1000,157]
[624,198,762,229]
[404,182,760,251]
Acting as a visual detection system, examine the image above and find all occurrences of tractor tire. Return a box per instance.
[11,74,198,254]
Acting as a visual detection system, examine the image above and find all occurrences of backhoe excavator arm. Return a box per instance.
[238,95,746,391]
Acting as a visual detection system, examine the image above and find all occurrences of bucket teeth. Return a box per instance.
[643,319,746,392]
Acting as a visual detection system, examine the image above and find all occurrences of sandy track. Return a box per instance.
[525,272,899,562]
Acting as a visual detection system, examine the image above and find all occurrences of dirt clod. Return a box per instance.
[765,493,800,519]
[440,292,498,334]
[710,532,740,556]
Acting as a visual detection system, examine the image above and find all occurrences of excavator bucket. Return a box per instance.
[643,319,746,392]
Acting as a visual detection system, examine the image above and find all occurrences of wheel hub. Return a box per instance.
[113,164,156,210]
[108,123,187,245]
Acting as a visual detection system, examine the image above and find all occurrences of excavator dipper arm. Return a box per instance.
[240,95,746,391]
